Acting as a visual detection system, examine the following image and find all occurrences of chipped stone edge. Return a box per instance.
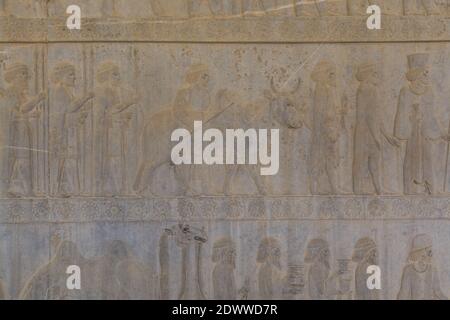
[0,16,449,43]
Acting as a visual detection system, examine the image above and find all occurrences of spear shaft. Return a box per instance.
[444,120,450,192]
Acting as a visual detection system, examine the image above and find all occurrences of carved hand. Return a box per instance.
[86,91,95,100]
[238,286,249,299]
[78,112,89,125]
[385,135,400,148]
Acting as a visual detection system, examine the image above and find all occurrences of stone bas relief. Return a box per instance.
[1,43,450,197]
[1,0,450,302]
[19,240,158,299]
[49,0,448,19]
[1,222,450,300]
[1,0,449,18]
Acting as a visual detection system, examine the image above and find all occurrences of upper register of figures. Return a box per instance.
[1,45,450,198]
[0,0,448,19]
[0,0,450,198]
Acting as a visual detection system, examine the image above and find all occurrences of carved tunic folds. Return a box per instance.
[394,85,441,194]
[397,265,447,300]
[353,82,382,194]
[310,83,340,194]
[307,261,330,299]
[2,0,450,302]
[4,90,36,196]
[51,86,82,195]
[96,86,131,195]
[213,263,236,299]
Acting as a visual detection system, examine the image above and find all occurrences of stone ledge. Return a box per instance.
[0,18,47,42]
[0,196,448,223]
[1,16,449,43]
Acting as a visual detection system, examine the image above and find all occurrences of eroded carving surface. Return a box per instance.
[1,0,450,300]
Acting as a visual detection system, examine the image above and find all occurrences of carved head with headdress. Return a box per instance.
[184,63,210,87]
[406,53,430,84]
[304,238,330,266]
[212,237,236,267]
[356,62,379,85]
[4,63,29,89]
[407,234,433,265]
[352,237,377,264]
[257,237,281,268]
[311,61,336,87]
[54,240,84,265]
[96,61,120,85]
[52,62,76,87]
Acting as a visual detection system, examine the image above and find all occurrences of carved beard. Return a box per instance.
[270,256,281,269]
[318,255,330,270]
[12,81,28,94]
[367,256,377,265]
[364,250,377,265]
[225,254,236,269]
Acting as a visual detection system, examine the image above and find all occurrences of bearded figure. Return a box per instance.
[305,238,332,299]
[398,234,447,300]
[352,237,379,300]
[257,237,285,299]
[309,61,345,195]
[394,53,450,194]
[50,62,94,196]
[212,238,238,300]
[1,63,45,197]
[353,62,399,195]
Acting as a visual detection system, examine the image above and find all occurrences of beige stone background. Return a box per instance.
[0,0,450,300]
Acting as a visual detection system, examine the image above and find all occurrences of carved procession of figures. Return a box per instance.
[1,225,446,300]
[1,47,450,197]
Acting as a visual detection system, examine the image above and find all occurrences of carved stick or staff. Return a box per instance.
[82,46,88,192]
[89,46,95,194]
[132,46,141,194]
[41,45,48,194]
[444,119,450,192]
[33,47,40,195]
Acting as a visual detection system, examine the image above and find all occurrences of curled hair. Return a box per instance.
[406,68,423,82]
[4,63,28,84]
[184,63,209,84]
[352,237,377,262]
[96,61,119,83]
[304,238,328,263]
[256,237,280,263]
[355,63,375,82]
[51,62,75,84]
[311,61,335,83]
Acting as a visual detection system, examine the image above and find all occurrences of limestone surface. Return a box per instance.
[0,0,450,300]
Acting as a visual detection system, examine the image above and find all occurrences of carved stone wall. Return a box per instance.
[0,0,450,300]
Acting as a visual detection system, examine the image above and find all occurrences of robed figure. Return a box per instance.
[394,53,449,194]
